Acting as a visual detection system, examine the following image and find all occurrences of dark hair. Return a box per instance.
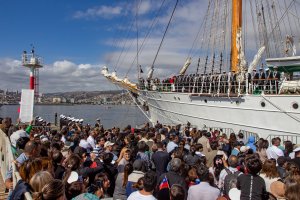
[258,139,269,151]
[277,156,287,167]
[65,181,83,199]
[285,141,294,154]
[52,150,63,164]
[143,171,157,192]
[170,184,185,200]
[132,177,144,190]
[122,163,133,187]
[103,152,113,164]
[16,137,30,150]
[210,141,218,150]
[196,164,209,182]
[245,154,262,175]
[213,155,225,181]
[138,141,147,152]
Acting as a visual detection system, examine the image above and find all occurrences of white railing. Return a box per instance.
[0,130,32,200]
[139,77,282,96]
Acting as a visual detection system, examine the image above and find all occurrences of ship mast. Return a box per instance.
[231,0,242,72]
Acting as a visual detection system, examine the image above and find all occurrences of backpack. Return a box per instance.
[223,168,242,196]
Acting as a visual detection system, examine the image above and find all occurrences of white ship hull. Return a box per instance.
[137,90,300,138]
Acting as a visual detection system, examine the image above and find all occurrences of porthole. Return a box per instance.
[236,101,240,105]
[174,96,176,100]
[261,101,266,107]
[178,97,181,101]
[292,102,299,109]
[204,99,207,103]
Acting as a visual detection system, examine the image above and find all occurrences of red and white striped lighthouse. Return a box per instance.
[22,47,43,101]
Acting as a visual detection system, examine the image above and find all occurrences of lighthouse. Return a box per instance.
[22,46,43,102]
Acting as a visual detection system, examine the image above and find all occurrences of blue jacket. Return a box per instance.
[246,136,256,152]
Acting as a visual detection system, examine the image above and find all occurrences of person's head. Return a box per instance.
[258,139,269,151]
[103,152,114,165]
[95,173,110,191]
[262,159,279,179]
[35,179,65,200]
[228,155,238,168]
[30,171,53,193]
[124,149,131,161]
[133,159,145,172]
[156,141,164,150]
[284,176,300,200]
[24,141,41,158]
[188,167,197,182]
[196,164,209,182]
[138,141,147,152]
[238,132,244,139]
[133,177,144,190]
[170,184,185,200]
[245,154,262,175]
[16,137,30,150]
[87,179,104,198]
[65,179,84,199]
[170,158,182,172]
[96,137,106,147]
[286,162,300,177]
[285,141,294,154]
[143,171,157,193]
[277,156,287,168]
[19,158,43,183]
[51,150,63,165]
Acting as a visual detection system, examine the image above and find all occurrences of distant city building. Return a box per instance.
[53,97,61,103]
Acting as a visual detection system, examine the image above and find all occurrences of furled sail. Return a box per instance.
[179,57,192,75]
[247,46,266,73]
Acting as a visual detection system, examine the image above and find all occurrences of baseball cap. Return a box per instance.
[104,141,115,148]
[293,147,300,152]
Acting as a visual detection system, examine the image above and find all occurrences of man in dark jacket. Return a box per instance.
[152,142,170,179]
[157,158,187,199]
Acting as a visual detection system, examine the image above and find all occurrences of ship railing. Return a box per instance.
[0,130,33,200]
[266,134,300,146]
[238,130,260,143]
[138,78,283,96]
[201,126,235,136]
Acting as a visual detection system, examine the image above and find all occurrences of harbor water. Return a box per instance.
[0,104,148,128]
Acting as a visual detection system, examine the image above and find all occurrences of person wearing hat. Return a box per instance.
[104,141,117,161]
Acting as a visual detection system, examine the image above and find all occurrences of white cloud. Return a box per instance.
[73,5,122,19]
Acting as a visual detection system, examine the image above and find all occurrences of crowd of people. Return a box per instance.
[1,116,300,200]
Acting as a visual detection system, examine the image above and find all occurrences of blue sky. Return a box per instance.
[0,0,298,93]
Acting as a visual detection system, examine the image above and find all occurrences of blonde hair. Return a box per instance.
[30,171,53,193]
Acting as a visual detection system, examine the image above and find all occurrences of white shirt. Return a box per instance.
[187,182,219,200]
[127,191,156,200]
[266,146,284,160]
[10,129,29,147]
[87,135,96,148]
[166,141,178,153]
[79,139,92,150]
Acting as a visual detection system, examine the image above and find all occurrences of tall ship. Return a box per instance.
[102,0,300,139]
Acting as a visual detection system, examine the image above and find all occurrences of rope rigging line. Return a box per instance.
[267,0,295,45]
[115,0,151,73]
[151,0,179,71]
[125,0,167,77]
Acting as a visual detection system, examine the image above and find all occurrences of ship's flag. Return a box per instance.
[159,176,170,190]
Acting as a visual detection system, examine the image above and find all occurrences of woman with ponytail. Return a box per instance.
[33,179,65,200]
